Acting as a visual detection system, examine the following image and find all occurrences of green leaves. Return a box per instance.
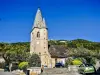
[0,42,41,69]
[18,62,28,69]
[72,59,82,65]
[0,42,30,65]
[67,39,100,50]
[28,53,41,67]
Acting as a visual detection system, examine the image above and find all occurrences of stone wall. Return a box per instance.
[43,68,68,74]
[28,67,41,74]
[40,66,79,75]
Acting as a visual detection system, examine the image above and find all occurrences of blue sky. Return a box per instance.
[0,0,100,42]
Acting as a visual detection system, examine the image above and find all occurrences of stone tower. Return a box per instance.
[30,8,51,67]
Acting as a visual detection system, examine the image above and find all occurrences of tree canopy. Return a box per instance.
[0,42,41,68]
[0,39,100,67]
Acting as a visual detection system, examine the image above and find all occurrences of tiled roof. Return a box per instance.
[48,45,68,58]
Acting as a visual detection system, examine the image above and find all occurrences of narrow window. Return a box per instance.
[37,32,40,38]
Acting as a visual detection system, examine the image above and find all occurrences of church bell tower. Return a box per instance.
[30,8,50,67]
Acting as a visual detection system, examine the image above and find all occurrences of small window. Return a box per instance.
[37,32,40,38]
[44,47,45,49]
[44,38,45,39]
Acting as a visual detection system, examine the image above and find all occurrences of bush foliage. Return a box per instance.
[72,59,82,65]
[0,39,100,68]
[18,62,28,70]
[28,53,41,67]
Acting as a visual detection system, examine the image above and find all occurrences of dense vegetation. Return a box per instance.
[49,39,100,50]
[49,39,100,57]
[0,42,41,70]
[49,39,100,64]
[0,39,100,69]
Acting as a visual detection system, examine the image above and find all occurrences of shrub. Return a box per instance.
[65,61,68,68]
[28,53,41,67]
[72,59,82,65]
[18,62,28,70]
[90,58,96,65]
[65,57,73,65]
[85,57,96,65]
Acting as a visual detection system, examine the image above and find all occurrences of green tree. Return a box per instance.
[28,53,41,67]
[18,61,28,73]
[18,62,28,70]
[0,43,11,64]
[0,42,30,68]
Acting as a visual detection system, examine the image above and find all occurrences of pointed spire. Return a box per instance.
[32,8,47,29]
[42,18,47,28]
[33,8,43,28]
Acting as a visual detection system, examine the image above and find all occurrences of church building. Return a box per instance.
[30,8,67,68]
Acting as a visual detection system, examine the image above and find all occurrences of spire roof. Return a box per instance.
[33,8,47,29]
[42,18,47,28]
[33,8,42,28]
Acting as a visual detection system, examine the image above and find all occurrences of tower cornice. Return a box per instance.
[31,27,48,33]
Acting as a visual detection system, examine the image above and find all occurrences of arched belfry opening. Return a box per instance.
[37,32,40,38]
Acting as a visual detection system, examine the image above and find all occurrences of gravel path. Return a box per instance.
[0,72,16,75]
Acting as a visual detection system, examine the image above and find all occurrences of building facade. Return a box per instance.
[30,8,52,67]
[30,8,67,68]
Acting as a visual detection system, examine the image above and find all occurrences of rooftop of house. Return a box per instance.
[48,45,68,58]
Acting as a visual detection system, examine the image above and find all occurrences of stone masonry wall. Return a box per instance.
[40,65,79,75]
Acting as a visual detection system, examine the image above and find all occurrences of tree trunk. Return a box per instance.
[2,54,10,71]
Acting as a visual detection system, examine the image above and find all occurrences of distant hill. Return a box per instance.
[0,39,100,50]
[49,39,100,50]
